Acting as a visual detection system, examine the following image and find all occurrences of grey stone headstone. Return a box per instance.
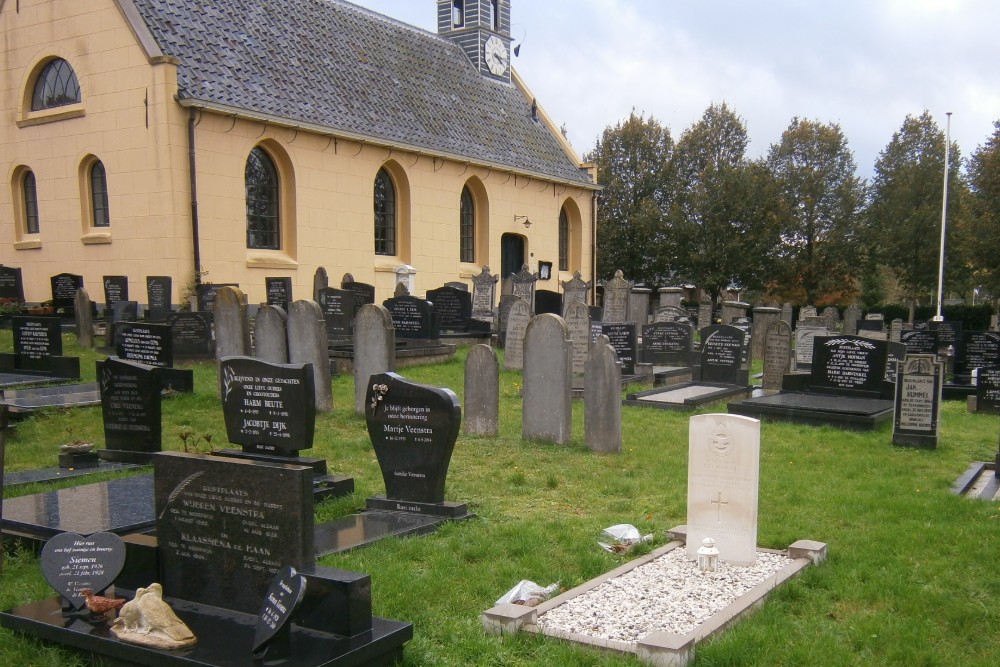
[464,344,499,437]
[752,307,780,361]
[893,354,943,449]
[600,270,631,323]
[340,272,354,287]
[287,300,332,413]
[889,318,903,342]
[522,314,572,445]
[393,281,409,297]
[658,287,683,308]
[353,304,395,414]
[843,305,861,335]
[74,288,93,348]
[503,298,531,370]
[511,264,537,312]
[471,266,498,324]
[253,305,288,364]
[584,334,621,454]
[564,301,592,375]
[654,305,689,323]
[214,286,251,359]
[781,302,793,327]
[762,320,792,392]
[794,326,827,368]
[721,301,750,325]
[312,266,328,302]
[560,270,591,315]
[798,305,817,321]
[628,287,652,324]
[497,294,519,346]
[821,306,839,332]
[698,299,713,330]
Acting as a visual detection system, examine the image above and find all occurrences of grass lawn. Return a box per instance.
[2,331,1000,666]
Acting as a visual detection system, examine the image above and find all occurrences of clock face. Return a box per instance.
[484,35,508,76]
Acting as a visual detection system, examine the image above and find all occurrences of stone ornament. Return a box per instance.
[111,583,197,649]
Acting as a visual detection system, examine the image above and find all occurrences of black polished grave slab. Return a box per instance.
[0,474,154,543]
[97,358,162,464]
[168,311,214,358]
[0,265,25,303]
[40,531,127,609]
[0,316,80,379]
[602,323,637,375]
[809,335,890,397]
[320,286,356,340]
[976,366,1000,414]
[50,273,83,316]
[0,372,74,389]
[265,276,292,313]
[102,276,128,317]
[623,382,752,411]
[427,286,472,330]
[699,325,749,385]
[383,295,440,340]
[901,330,939,356]
[1,382,100,415]
[642,322,694,365]
[115,322,193,392]
[145,275,172,322]
[3,462,140,489]
[314,510,450,556]
[728,391,893,430]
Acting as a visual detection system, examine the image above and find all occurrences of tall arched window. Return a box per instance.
[245,147,280,249]
[374,168,397,256]
[558,207,569,271]
[490,0,499,30]
[23,170,40,234]
[460,186,475,263]
[90,160,110,227]
[31,58,81,110]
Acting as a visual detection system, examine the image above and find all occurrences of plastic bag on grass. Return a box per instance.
[495,580,560,607]
[598,523,653,554]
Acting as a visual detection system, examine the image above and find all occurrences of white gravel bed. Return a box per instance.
[536,548,793,645]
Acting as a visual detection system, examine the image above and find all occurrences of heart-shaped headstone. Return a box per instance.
[40,531,127,610]
[253,565,307,655]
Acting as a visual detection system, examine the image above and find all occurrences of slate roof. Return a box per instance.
[129,0,594,186]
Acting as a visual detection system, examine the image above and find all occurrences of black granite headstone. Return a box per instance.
[534,289,562,316]
[383,296,439,340]
[112,300,138,324]
[252,565,307,657]
[220,357,315,457]
[168,311,214,358]
[342,281,375,317]
[39,531,126,610]
[145,276,172,321]
[98,357,162,461]
[601,322,637,375]
[102,276,128,314]
[885,340,906,383]
[0,265,24,303]
[50,273,83,315]
[810,335,888,395]
[930,320,962,351]
[901,330,939,355]
[856,319,884,332]
[12,316,61,371]
[265,277,293,313]
[197,282,238,313]
[976,366,1000,414]
[318,287,356,339]
[699,325,746,384]
[642,322,693,365]
[956,332,1000,377]
[115,322,172,367]
[426,286,472,330]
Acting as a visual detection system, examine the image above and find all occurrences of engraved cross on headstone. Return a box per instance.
[711,491,729,522]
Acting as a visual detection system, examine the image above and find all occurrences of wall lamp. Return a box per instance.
[514,214,531,229]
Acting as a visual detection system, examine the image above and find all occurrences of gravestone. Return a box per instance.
[383,295,438,340]
[930,320,962,352]
[464,344,498,437]
[342,280,376,318]
[39,531,126,611]
[470,266,498,324]
[497,294,519,346]
[698,298,713,330]
[253,305,288,364]
[601,270,631,323]
[393,282,409,297]
[522,314,572,445]
[642,321,693,366]
[534,289,562,316]
[503,298,531,370]
[198,282,239,313]
[74,288,94,347]
[427,286,472,330]
[50,273,83,315]
[97,357,162,464]
[511,264,537,312]
[893,355,943,449]
[798,305,817,321]
[629,287,652,324]
[560,271,591,316]
[318,286,356,340]
[364,372,466,515]
[699,325,747,385]
[287,299,333,413]
[821,306,839,333]
[654,305,689,323]
[145,276,172,321]
[312,266,328,302]
[658,286,683,308]
[687,413,760,565]
[445,282,467,291]
[889,318,903,342]
[116,322,173,367]
[781,302,793,327]
[2,316,79,378]
[564,301,592,375]
[168,311,214,358]
[601,322,637,375]
[975,366,1000,415]
[762,320,792,392]
[810,335,889,395]
[353,304,395,414]
[721,301,749,325]
[102,276,128,314]
[752,306,781,361]
[265,277,292,313]
[843,305,861,336]
[794,326,827,369]
[154,452,314,613]
[252,565,307,658]
[584,335,621,454]
[902,330,939,356]
[955,332,1000,378]
[0,265,25,303]
[884,340,906,383]
[214,286,251,359]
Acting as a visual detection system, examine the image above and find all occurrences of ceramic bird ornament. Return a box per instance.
[81,588,126,615]
[110,583,197,649]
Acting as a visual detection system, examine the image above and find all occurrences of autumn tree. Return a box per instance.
[967,120,1000,308]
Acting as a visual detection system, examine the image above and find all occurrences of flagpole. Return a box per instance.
[933,112,952,322]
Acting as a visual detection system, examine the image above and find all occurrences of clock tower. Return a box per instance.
[438,0,512,82]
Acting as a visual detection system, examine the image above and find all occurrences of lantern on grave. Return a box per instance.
[697,537,719,572]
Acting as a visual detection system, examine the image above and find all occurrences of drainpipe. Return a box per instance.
[188,107,202,286]
[591,190,598,303]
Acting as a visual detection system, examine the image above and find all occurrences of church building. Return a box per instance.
[1,0,597,305]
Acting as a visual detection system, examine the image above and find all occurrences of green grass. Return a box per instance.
[3,332,1000,665]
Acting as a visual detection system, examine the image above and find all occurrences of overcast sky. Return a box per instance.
[349,0,999,178]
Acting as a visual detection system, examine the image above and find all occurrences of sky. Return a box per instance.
[348,0,1000,178]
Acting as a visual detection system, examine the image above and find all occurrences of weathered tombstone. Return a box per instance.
[564,301,592,375]
[560,271,591,316]
[353,304,395,414]
[699,325,747,385]
[312,266,329,302]
[751,306,780,361]
[794,325,828,369]
[265,277,292,313]
[393,281,409,297]
[145,275,172,321]
[721,301,749,325]
[781,302,793,327]
[198,282,240,313]
[821,306,839,332]
[522,314,572,445]
[658,286,683,308]
[318,286,356,340]
[463,344,499,437]
[893,354,943,449]
[534,289,562,316]
[50,273,83,316]
[253,305,289,363]
[856,318,887,340]
[762,320,792,392]
[342,281,376,318]
[39,531,126,611]
[511,264,537,312]
[654,305,689,323]
[97,357,162,463]
[601,322,637,375]
[470,266,498,324]
[287,299,333,413]
[384,295,439,340]
[889,318,903,342]
[842,305,861,336]
[600,270,631,323]
[698,298,713,330]
[902,329,939,356]
[427,286,472,330]
[214,286,251,359]
[811,335,889,394]
[628,287,652,324]
[503,298,531,370]
[798,305,818,321]
[74,288,94,347]
[687,413,760,565]
[584,335,621,454]
[102,276,128,314]
[642,321,693,366]
[168,311,214,358]
[0,265,25,303]
[975,366,1000,414]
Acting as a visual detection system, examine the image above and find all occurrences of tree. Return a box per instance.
[667,103,782,309]
[967,120,1000,308]
[868,111,967,317]
[766,118,866,305]
[585,112,673,284]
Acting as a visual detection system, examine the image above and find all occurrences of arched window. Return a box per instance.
[90,160,110,227]
[31,59,81,111]
[460,186,475,263]
[374,168,397,256]
[558,207,569,271]
[23,170,40,234]
[245,147,280,249]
